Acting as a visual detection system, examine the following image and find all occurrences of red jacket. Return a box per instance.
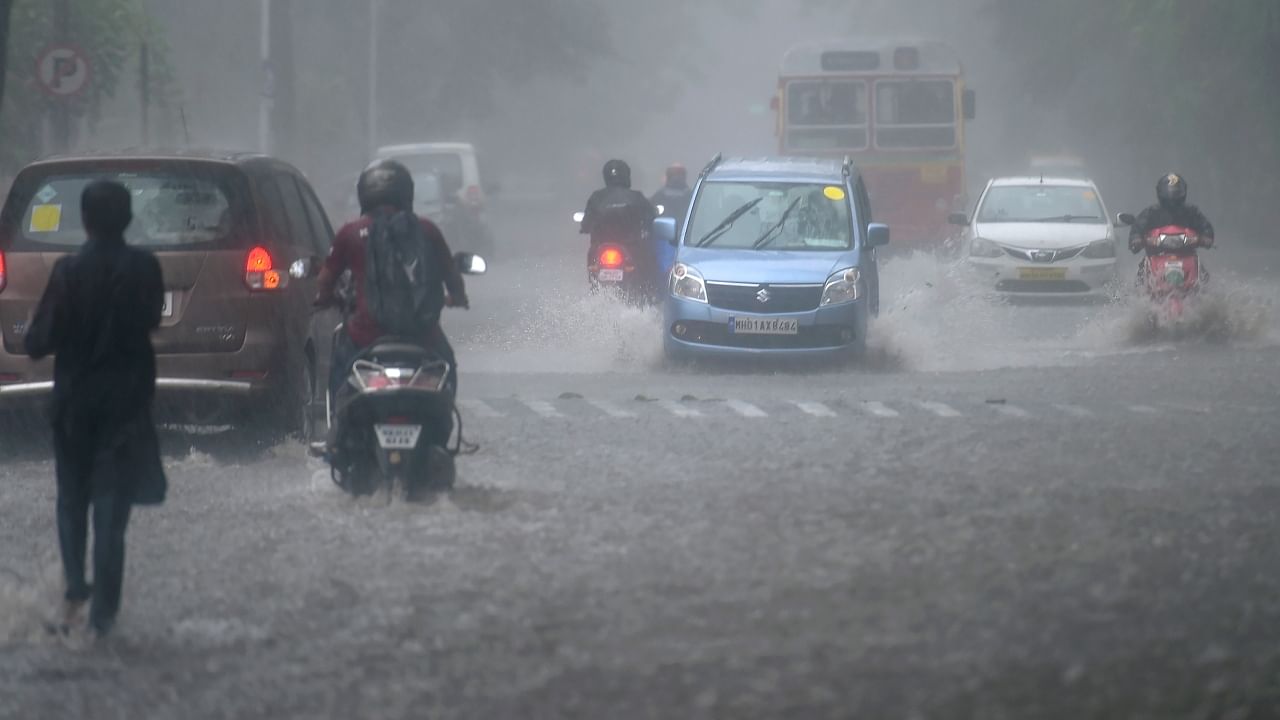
[317,212,467,347]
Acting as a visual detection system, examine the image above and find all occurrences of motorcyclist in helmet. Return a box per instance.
[315,160,469,404]
[1129,173,1215,280]
[580,159,658,269]
[650,163,693,221]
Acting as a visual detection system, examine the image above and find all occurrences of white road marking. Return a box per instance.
[726,400,768,418]
[458,399,503,418]
[862,401,901,418]
[994,404,1031,418]
[795,402,838,418]
[660,401,702,418]
[523,400,564,418]
[918,401,963,418]
[588,399,636,418]
[1128,404,1160,415]
[1053,404,1094,418]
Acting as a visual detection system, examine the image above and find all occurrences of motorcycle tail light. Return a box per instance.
[599,246,625,269]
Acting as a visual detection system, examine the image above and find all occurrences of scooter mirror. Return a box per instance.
[454,252,488,275]
[572,211,585,224]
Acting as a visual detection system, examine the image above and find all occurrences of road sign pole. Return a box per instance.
[51,0,71,152]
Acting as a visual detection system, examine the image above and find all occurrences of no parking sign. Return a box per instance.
[35,44,91,98]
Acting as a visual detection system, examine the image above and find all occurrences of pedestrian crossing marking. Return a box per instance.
[795,402,838,418]
[588,399,636,418]
[862,401,900,418]
[523,400,564,418]
[917,401,962,418]
[660,401,702,418]
[726,400,768,418]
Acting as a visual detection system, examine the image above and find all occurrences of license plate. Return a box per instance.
[375,424,422,450]
[1017,267,1068,281]
[597,269,625,283]
[729,317,799,335]
[162,291,174,317]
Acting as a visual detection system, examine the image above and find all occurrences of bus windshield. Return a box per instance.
[784,80,867,151]
[875,80,956,148]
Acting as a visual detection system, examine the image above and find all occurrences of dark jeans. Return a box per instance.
[328,330,458,400]
[57,478,132,633]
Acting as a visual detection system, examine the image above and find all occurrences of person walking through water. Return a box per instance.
[26,180,167,640]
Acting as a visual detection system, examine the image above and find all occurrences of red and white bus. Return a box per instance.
[774,40,976,247]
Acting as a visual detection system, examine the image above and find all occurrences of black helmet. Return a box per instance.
[603,159,631,189]
[357,159,414,214]
[1157,172,1188,210]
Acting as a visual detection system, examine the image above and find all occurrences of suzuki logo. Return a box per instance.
[756,288,772,304]
[1032,250,1054,263]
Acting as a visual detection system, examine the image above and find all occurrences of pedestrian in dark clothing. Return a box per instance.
[650,163,693,222]
[25,180,167,639]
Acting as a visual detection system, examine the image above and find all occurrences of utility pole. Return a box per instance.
[258,0,273,155]
[51,0,71,152]
[368,0,380,160]
[269,0,295,161]
[139,42,150,146]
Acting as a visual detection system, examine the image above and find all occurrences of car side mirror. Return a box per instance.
[652,216,678,247]
[1116,212,1136,227]
[867,223,890,248]
[454,252,488,275]
[947,212,971,227]
[962,89,977,120]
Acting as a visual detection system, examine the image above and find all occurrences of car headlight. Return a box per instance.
[969,237,1004,258]
[670,263,707,303]
[1081,238,1116,259]
[820,268,861,306]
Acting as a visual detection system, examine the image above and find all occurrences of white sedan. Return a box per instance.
[950,177,1121,296]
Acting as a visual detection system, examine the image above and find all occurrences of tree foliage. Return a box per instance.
[985,0,1280,233]
[0,0,172,171]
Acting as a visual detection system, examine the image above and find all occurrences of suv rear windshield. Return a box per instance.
[2,162,252,250]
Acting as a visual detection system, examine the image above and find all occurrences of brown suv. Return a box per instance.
[0,150,340,438]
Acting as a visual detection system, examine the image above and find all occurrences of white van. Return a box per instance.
[375,142,489,208]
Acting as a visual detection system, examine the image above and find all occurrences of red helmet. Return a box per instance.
[665,163,688,187]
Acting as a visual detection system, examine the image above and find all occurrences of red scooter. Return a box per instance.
[1120,215,1208,329]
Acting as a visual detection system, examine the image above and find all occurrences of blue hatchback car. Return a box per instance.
[655,156,889,360]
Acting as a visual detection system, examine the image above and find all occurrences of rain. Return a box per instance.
[1,1,1279,718]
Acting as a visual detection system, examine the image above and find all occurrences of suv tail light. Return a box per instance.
[245,246,285,290]
[465,185,483,207]
[0,250,7,294]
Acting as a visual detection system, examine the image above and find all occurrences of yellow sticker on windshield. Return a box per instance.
[823,186,846,201]
[1082,190,1097,201]
[29,204,62,233]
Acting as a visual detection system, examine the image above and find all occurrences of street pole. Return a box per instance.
[51,0,71,152]
[259,0,273,155]
[368,0,380,160]
[139,42,150,146]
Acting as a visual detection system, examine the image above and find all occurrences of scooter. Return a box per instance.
[574,206,665,306]
[1120,214,1207,331]
[313,253,486,501]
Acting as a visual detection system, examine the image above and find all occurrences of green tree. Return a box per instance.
[0,0,172,172]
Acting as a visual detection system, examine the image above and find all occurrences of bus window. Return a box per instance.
[874,80,957,149]
[784,80,867,151]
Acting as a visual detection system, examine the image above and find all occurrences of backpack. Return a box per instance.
[363,210,445,338]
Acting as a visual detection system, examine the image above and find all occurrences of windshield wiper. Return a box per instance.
[752,197,802,249]
[1030,214,1100,223]
[695,198,762,248]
